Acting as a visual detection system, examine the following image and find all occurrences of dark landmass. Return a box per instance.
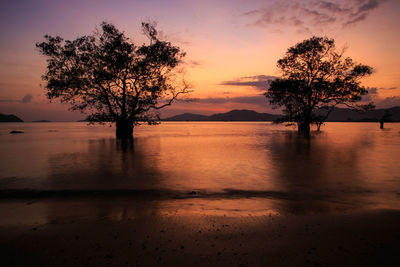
[210,109,281,121]
[163,109,281,121]
[163,107,400,122]
[162,113,210,121]
[0,113,23,122]
[9,130,24,134]
[321,106,400,122]
[32,120,52,123]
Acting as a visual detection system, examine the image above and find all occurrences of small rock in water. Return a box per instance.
[10,130,24,134]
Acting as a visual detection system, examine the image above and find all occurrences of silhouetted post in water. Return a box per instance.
[380,110,392,129]
[265,36,374,134]
[36,22,190,139]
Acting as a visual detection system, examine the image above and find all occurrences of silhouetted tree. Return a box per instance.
[37,22,190,139]
[265,36,374,134]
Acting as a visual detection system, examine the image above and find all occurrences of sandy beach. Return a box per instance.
[1,195,400,267]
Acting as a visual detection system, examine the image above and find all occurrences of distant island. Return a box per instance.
[163,109,281,121]
[32,120,52,123]
[163,107,400,122]
[321,106,400,122]
[0,113,23,122]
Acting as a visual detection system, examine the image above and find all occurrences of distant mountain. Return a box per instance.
[163,113,210,121]
[320,106,400,122]
[209,109,281,121]
[32,120,51,122]
[163,107,400,122]
[0,113,23,122]
[163,109,282,121]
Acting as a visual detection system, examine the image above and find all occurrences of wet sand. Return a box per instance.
[1,197,400,266]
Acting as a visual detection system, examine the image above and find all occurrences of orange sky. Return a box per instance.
[0,0,399,121]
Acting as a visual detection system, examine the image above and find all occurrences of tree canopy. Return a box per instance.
[37,22,190,138]
[265,36,374,133]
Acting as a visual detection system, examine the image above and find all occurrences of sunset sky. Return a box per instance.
[0,0,399,121]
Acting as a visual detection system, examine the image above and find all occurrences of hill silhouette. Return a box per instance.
[0,113,23,122]
[163,107,400,122]
[321,106,400,122]
[163,109,281,121]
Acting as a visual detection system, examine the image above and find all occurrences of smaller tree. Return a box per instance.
[265,36,374,133]
[380,110,392,129]
[37,22,190,139]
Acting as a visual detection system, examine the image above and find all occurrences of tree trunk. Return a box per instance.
[298,122,310,134]
[116,118,133,139]
[298,112,311,134]
[316,122,322,132]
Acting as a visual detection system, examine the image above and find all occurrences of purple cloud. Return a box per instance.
[244,0,385,32]
[220,75,278,90]
[376,96,400,108]
[185,94,269,107]
[22,94,33,103]
[0,94,34,104]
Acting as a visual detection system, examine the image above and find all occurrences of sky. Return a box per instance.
[0,0,399,121]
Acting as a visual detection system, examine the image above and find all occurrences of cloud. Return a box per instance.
[22,94,33,103]
[362,87,378,101]
[0,98,18,103]
[375,96,400,108]
[380,86,398,90]
[183,60,201,68]
[317,1,350,13]
[220,75,278,90]
[366,87,399,95]
[244,0,385,32]
[186,94,269,107]
[368,87,378,94]
[360,87,400,108]
[0,94,34,104]
[344,13,367,26]
[358,0,380,12]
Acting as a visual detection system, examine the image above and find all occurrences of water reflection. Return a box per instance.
[265,131,376,214]
[268,131,373,190]
[46,138,163,190]
[1,122,400,218]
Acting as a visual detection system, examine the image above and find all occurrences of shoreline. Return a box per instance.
[1,197,399,266]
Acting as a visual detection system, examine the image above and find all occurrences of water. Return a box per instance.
[1,122,400,217]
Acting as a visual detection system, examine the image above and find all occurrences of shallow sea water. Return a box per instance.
[1,122,400,223]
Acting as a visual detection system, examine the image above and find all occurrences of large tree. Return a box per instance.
[265,36,373,133]
[37,22,190,139]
